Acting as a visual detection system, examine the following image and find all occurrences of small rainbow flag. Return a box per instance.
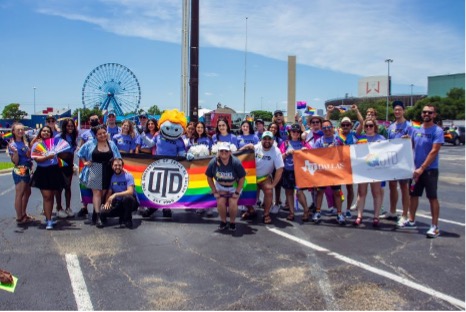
[338,107,347,114]
[411,120,421,129]
[356,134,367,144]
[2,132,13,140]
[57,158,68,168]
[80,152,257,209]
[296,101,307,109]
[305,106,316,115]
[338,129,347,144]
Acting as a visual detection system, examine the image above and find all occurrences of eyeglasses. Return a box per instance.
[322,126,333,130]
[311,121,321,124]
[422,111,434,115]
[364,124,375,128]
[340,123,351,127]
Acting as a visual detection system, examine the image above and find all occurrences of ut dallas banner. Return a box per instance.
[293,138,415,188]
[79,151,257,209]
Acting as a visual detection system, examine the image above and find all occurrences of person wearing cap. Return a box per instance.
[136,112,149,134]
[272,110,288,141]
[301,114,336,215]
[326,104,364,219]
[240,131,284,224]
[106,111,121,140]
[312,119,346,225]
[254,119,265,140]
[31,114,60,147]
[205,142,246,232]
[387,100,414,226]
[278,123,312,222]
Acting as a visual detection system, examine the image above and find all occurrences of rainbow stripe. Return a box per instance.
[356,134,367,144]
[2,132,13,139]
[305,106,316,115]
[57,158,68,167]
[411,121,421,129]
[80,152,257,209]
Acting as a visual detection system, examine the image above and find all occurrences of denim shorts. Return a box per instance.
[12,165,32,185]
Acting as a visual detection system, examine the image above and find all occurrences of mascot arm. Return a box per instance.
[139,132,156,148]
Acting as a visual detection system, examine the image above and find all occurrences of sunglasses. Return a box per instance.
[46,119,56,122]
[290,130,300,133]
[139,116,147,119]
[311,121,321,124]
[274,113,283,117]
[365,124,375,128]
[340,123,351,127]
[322,126,333,130]
[422,111,434,115]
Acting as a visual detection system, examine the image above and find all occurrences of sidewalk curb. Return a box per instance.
[0,169,12,174]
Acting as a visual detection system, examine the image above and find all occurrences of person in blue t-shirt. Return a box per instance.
[237,120,259,150]
[398,105,444,239]
[106,111,121,140]
[101,158,138,228]
[212,118,238,148]
[113,120,137,153]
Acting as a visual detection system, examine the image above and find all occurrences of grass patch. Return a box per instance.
[0,162,14,170]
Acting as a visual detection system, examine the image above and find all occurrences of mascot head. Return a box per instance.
[158,109,187,140]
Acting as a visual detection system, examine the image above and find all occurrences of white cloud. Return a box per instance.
[36,0,464,87]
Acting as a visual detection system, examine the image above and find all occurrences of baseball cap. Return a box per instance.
[340,117,352,124]
[290,123,301,132]
[46,113,56,121]
[255,118,264,125]
[138,112,148,118]
[217,142,231,151]
[274,110,283,116]
[108,111,116,117]
[262,131,274,139]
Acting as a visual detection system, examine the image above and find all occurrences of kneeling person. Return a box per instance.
[101,158,138,228]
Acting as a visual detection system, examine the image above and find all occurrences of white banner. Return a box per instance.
[350,138,414,184]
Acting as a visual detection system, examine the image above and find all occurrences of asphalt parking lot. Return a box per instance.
[0,146,464,310]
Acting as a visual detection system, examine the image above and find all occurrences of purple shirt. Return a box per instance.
[412,125,444,169]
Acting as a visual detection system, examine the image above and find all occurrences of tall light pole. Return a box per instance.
[33,87,37,114]
[385,59,393,121]
[410,84,414,107]
[243,17,248,117]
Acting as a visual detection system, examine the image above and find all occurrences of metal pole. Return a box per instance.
[385,59,393,121]
[189,0,199,122]
[410,84,414,107]
[243,17,248,116]
[33,87,36,114]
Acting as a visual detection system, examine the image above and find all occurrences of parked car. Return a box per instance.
[457,126,465,145]
[443,127,461,146]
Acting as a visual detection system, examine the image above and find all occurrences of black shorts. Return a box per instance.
[410,169,439,199]
[317,185,341,191]
[281,170,296,190]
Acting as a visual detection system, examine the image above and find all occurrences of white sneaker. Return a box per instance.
[270,204,280,214]
[65,208,74,217]
[426,225,440,238]
[396,216,408,227]
[380,212,397,220]
[350,203,357,211]
[57,210,68,219]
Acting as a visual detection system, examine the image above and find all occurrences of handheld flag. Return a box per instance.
[296,101,307,109]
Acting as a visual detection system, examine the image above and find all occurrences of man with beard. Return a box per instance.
[240,131,284,224]
[398,105,443,238]
[101,158,138,228]
[387,101,414,225]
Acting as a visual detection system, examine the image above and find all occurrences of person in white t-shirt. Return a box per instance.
[240,131,284,224]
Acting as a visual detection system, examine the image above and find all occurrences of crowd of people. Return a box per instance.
[6,101,444,238]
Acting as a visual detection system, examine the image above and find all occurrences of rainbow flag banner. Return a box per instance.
[80,151,257,209]
[297,101,307,109]
[304,106,316,115]
[411,120,421,129]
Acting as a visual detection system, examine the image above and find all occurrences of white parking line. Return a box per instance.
[397,210,465,227]
[267,227,465,309]
[65,254,94,311]
[0,185,14,197]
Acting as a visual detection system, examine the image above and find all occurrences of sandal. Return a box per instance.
[286,213,294,221]
[372,217,380,227]
[16,215,31,225]
[302,210,310,222]
[263,214,272,224]
[353,217,362,226]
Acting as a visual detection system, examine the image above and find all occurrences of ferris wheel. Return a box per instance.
[82,63,141,115]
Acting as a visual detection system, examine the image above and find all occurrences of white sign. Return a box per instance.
[358,76,390,97]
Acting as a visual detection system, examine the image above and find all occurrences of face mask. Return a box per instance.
[90,120,99,127]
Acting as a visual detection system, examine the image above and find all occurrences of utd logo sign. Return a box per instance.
[141,159,189,205]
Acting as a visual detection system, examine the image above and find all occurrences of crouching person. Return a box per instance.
[101,158,138,228]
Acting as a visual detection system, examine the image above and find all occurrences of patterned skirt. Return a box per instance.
[85,162,113,190]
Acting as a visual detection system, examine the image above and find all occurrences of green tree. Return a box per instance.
[250,110,273,121]
[72,107,102,124]
[2,103,28,120]
[405,88,465,121]
[147,105,163,116]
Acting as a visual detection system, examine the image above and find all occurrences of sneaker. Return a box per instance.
[396,215,408,227]
[337,213,346,225]
[206,208,214,217]
[397,219,417,230]
[426,225,440,238]
[162,209,172,218]
[270,204,280,214]
[345,210,352,218]
[229,223,236,232]
[218,221,227,230]
[312,212,321,223]
[328,207,338,216]
[77,208,88,218]
[65,208,74,218]
[45,220,54,230]
[350,202,357,211]
[380,212,397,220]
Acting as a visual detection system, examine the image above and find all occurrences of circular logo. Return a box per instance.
[141,159,189,205]
[365,153,380,167]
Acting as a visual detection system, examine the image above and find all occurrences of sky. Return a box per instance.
[0,0,464,116]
